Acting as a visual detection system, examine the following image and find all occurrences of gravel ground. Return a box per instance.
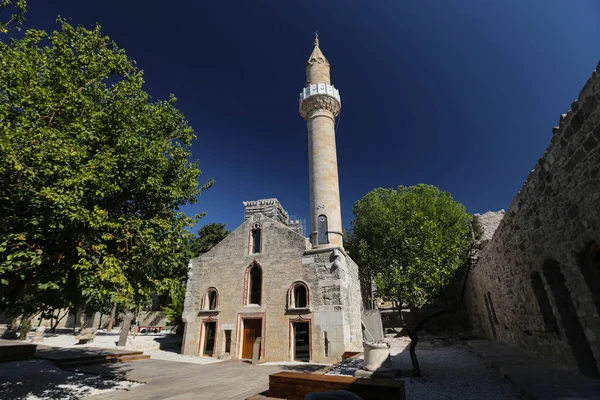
[328,335,522,400]
[0,359,140,400]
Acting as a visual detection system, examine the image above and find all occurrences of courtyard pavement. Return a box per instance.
[7,333,600,399]
[328,335,522,400]
[74,359,315,399]
[468,339,600,400]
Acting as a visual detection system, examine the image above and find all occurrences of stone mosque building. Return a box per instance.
[181,35,363,363]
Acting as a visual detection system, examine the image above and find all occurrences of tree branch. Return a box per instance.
[48,79,98,128]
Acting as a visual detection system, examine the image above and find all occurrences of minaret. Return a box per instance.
[299,34,343,248]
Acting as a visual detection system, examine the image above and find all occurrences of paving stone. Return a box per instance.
[468,339,600,399]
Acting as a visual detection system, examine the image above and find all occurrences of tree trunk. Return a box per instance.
[51,309,68,333]
[18,315,32,341]
[396,296,404,327]
[97,313,103,329]
[50,316,57,333]
[105,303,117,332]
[407,305,421,377]
[406,327,421,377]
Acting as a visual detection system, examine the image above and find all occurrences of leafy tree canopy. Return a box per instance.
[0,0,26,33]
[349,184,471,310]
[0,19,212,317]
[190,222,230,257]
[348,184,472,376]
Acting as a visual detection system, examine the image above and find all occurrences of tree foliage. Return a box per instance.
[190,222,230,257]
[0,0,26,33]
[350,184,471,308]
[0,19,212,317]
[349,184,472,376]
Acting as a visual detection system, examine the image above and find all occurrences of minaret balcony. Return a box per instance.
[299,83,341,106]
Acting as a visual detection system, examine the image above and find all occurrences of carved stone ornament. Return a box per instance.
[308,55,329,66]
[300,94,341,120]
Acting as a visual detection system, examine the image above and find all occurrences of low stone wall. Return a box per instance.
[1,310,167,332]
[464,61,600,377]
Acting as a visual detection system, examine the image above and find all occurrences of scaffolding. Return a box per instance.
[287,214,306,238]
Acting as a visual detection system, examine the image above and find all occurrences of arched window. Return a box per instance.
[289,282,309,309]
[249,265,262,305]
[203,288,219,310]
[208,289,218,310]
[530,272,558,333]
[317,215,328,245]
[577,242,600,318]
[294,285,307,308]
[250,223,262,254]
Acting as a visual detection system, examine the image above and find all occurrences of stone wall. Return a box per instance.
[465,61,600,377]
[182,212,362,363]
[1,310,167,332]
[243,198,290,226]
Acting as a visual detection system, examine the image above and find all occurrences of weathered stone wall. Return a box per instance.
[3,310,167,331]
[465,61,600,377]
[182,212,362,363]
[243,198,289,225]
[342,254,363,350]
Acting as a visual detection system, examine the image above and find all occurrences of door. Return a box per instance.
[293,322,310,362]
[203,322,216,356]
[242,318,262,359]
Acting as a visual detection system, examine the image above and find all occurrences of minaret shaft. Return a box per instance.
[299,35,343,248]
[307,111,343,247]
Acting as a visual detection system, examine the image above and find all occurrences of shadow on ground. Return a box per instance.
[0,359,139,400]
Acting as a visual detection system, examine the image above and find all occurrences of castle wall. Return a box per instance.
[464,61,600,377]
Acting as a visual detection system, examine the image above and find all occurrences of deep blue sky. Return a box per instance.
[23,1,600,233]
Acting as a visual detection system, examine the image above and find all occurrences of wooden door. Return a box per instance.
[242,318,262,359]
[203,322,216,356]
[293,322,310,362]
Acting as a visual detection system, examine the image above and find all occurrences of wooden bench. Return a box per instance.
[76,328,96,344]
[268,372,405,400]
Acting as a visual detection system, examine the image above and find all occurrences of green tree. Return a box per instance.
[0,19,212,319]
[349,184,472,376]
[190,222,230,257]
[0,0,26,33]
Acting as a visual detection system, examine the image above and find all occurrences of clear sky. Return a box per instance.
[22,1,600,233]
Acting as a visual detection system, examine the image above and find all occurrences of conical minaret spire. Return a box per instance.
[298,35,343,248]
[306,33,330,85]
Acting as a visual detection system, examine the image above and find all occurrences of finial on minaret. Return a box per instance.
[306,32,329,84]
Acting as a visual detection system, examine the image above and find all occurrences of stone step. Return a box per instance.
[0,340,37,362]
[56,353,150,367]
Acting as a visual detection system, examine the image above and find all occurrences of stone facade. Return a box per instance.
[465,61,600,377]
[181,200,362,363]
[181,35,363,364]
